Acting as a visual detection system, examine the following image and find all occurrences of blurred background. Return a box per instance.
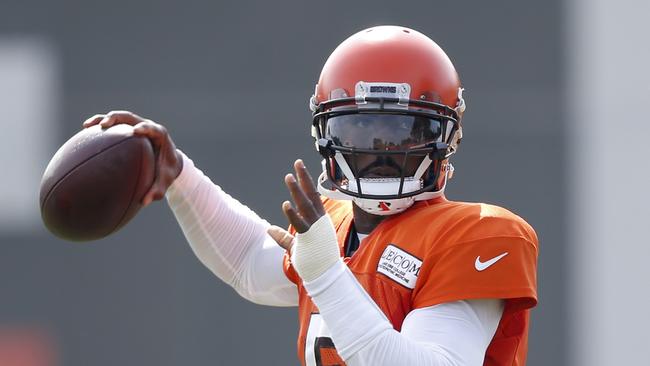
[0,0,646,365]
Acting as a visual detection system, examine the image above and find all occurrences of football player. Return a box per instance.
[84,26,538,366]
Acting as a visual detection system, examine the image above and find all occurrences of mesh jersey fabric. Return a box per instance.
[283,197,538,366]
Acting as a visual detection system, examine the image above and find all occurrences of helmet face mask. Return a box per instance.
[314,100,458,196]
[310,26,465,215]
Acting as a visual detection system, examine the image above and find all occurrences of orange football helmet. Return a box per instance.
[311,25,466,215]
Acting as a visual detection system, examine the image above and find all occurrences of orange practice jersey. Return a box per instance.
[283,196,538,366]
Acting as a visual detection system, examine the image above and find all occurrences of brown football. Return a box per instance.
[39,124,155,241]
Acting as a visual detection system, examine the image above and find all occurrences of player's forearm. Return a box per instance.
[304,261,500,366]
[166,151,296,306]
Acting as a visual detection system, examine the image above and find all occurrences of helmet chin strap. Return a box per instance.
[317,156,450,216]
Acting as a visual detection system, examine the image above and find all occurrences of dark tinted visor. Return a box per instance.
[325,113,443,151]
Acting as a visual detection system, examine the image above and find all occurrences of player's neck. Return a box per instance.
[352,204,387,235]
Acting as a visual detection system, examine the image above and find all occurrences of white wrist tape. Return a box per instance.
[291,215,341,282]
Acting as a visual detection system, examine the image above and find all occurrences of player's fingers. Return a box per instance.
[268,225,295,253]
[141,170,170,207]
[82,114,105,128]
[133,120,167,147]
[142,185,165,206]
[294,159,325,216]
[142,190,155,206]
[142,137,164,207]
[282,201,309,233]
[99,110,144,128]
[135,121,181,205]
[285,174,319,224]
[142,183,157,206]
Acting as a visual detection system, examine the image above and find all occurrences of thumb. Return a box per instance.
[268,225,295,253]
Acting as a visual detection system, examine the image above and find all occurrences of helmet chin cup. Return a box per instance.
[317,168,448,216]
[348,177,420,215]
[353,196,416,216]
[316,171,414,215]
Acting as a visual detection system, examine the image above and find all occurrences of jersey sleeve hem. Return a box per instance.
[413,287,537,314]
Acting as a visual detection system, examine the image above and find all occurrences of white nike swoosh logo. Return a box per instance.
[475,252,509,271]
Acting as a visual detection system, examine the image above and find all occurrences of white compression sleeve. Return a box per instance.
[166,151,297,306]
[304,261,503,365]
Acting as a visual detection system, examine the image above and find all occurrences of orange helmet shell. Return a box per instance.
[312,26,464,215]
[315,26,462,110]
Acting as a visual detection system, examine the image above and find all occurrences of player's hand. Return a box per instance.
[281,159,326,233]
[279,160,340,282]
[268,226,295,254]
[82,110,183,206]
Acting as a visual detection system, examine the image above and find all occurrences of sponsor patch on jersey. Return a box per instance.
[377,244,422,289]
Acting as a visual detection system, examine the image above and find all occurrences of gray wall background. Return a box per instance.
[0,1,565,365]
